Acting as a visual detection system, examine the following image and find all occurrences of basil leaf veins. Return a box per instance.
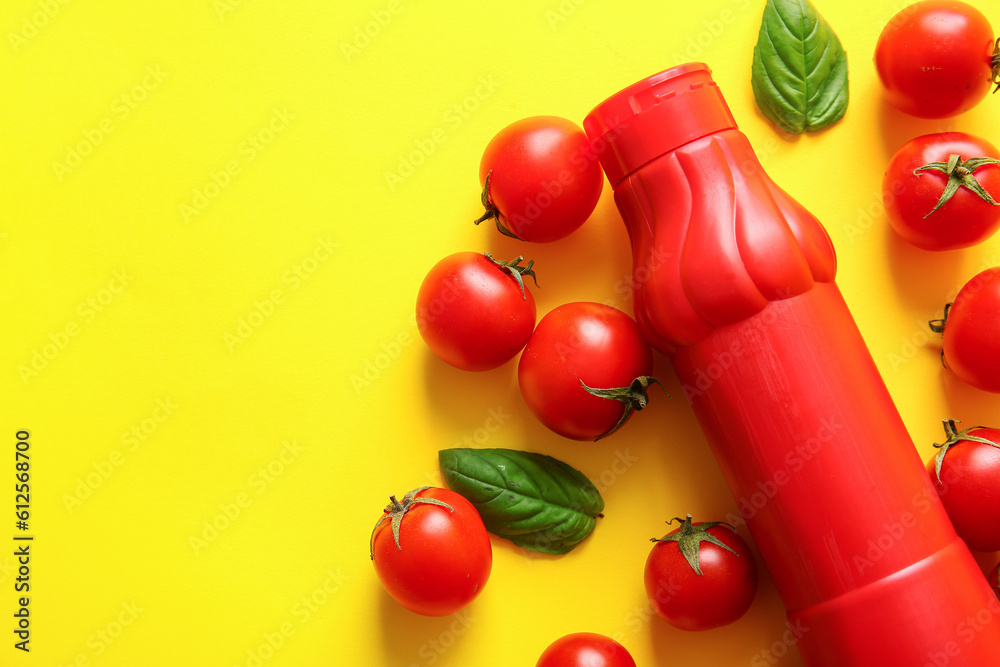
[751,0,849,134]
[438,447,604,555]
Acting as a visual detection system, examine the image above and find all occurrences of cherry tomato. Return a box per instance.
[416,252,538,372]
[883,132,1000,250]
[370,486,492,616]
[517,302,662,441]
[644,515,757,631]
[926,420,1000,552]
[536,632,636,667]
[875,1,999,118]
[931,267,1000,392]
[475,116,604,243]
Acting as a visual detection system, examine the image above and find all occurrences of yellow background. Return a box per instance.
[2,0,999,665]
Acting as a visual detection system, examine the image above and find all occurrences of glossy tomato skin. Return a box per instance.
[416,252,536,372]
[517,302,653,440]
[479,116,604,243]
[883,133,1000,250]
[371,488,492,616]
[644,524,757,631]
[536,632,636,667]
[875,1,996,118]
[927,427,1000,552]
[940,267,1000,392]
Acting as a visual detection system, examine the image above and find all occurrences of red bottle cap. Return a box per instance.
[584,63,738,186]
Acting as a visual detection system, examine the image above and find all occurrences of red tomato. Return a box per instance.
[875,1,998,118]
[536,632,636,667]
[932,267,1000,392]
[927,420,1000,552]
[370,487,492,616]
[883,132,1000,250]
[517,302,662,441]
[644,515,757,631]
[416,252,537,372]
[476,116,604,243]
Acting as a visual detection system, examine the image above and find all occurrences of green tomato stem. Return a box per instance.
[914,154,1000,218]
[991,38,999,94]
[928,303,952,334]
[932,419,998,483]
[581,376,669,441]
[473,170,524,240]
[369,487,453,559]
[484,253,539,300]
[650,514,739,576]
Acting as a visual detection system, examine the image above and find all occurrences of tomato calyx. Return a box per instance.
[914,154,1000,218]
[991,38,1000,94]
[932,419,999,483]
[929,303,953,335]
[650,515,738,576]
[929,303,954,368]
[581,375,668,441]
[473,170,524,240]
[369,487,454,559]
[483,252,539,300]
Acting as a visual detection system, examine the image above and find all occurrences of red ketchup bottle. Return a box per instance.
[584,63,1000,666]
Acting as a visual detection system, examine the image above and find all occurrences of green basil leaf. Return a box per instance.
[438,448,604,555]
[751,0,849,134]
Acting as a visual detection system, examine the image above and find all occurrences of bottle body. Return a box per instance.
[673,282,1000,665]
[585,64,1000,665]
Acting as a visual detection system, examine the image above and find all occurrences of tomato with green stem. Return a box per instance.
[644,515,757,631]
[370,487,492,616]
[416,252,539,372]
[517,302,665,441]
[883,132,1000,251]
[929,267,1000,392]
[475,116,604,243]
[927,419,1000,552]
